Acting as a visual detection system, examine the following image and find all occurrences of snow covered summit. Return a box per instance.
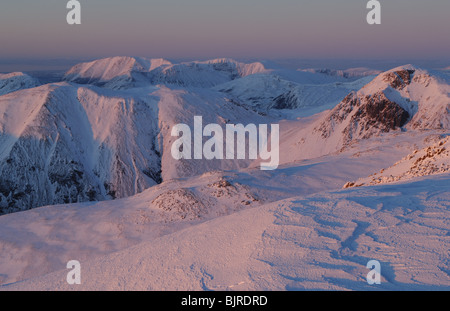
[64,56,267,89]
[0,72,40,96]
[64,56,173,89]
[304,66,450,153]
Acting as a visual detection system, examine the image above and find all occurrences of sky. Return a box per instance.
[0,0,449,63]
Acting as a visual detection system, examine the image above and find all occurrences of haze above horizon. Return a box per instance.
[0,0,449,62]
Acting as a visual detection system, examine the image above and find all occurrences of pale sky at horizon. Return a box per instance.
[0,0,449,61]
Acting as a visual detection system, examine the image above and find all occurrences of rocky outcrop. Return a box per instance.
[382,69,415,90]
[316,91,410,144]
[344,135,450,188]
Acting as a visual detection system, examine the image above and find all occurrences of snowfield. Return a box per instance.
[0,57,449,290]
[2,173,449,290]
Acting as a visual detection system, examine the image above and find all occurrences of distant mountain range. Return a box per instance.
[63,57,267,89]
[0,57,448,214]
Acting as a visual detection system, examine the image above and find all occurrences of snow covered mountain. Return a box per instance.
[1,61,449,214]
[299,67,382,80]
[0,72,40,96]
[155,86,270,181]
[355,65,450,130]
[214,69,373,117]
[0,83,162,214]
[1,127,447,289]
[64,56,267,89]
[344,134,450,188]
[150,58,267,88]
[282,65,450,161]
[0,71,269,213]
[0,57,449,291]
[64,56,173,89]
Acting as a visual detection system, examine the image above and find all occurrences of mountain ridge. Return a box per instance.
[0,59,448,214]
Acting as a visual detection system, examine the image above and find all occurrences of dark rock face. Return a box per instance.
[346,92,410,141]
[315,91,410,144]
[271,91,298,110]
[0,137,104,215]
[315,92,359,139]
[382,69,415,90]
[362,93,410,130]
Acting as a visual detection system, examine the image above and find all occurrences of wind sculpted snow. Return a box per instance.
[2,173,449,290]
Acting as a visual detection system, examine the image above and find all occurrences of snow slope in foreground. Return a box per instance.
[0,142,403,287]
[345,134,450,188]
[3,173,449,291]
[0,114,446,289]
